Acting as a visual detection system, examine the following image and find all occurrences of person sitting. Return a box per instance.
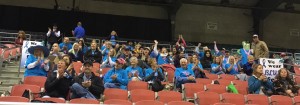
[273,68,299,97]
[59,37,73,52]
[175,58,196,90]
[225,56,240,75]
[118,46,132,68]
[242,55,255,76]
[49,43,64,72]
[68,43,83,63]
[101,41,113,62]
[15,30,26,46]
[201,50,213,70]
[78,39,88,53]
[101,49,117,68]
[104,58,129,90]
[71,61,104,99]
[144,58,165,92]
[188,54,207,78]
[84,42,102,63]
[211,56,225,75]
[125,57,144,81]
[44,60,73,99]
[248,64,273,95]
[62,55,76,77]
[24,45,50,77]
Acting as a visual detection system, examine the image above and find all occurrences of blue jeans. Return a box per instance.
[104,83,127,90]
[71,83,96,99]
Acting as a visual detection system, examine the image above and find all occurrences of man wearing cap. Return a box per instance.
[25,45,50,77]
[118,46,132,67]
[104,58,129,90]
[71,61,104,99]
[251,34,269,61]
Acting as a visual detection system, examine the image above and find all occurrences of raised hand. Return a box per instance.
[154,40,158,44]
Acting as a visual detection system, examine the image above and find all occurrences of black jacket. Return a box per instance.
[73,72,104,99]
[44,71,73,99]
[68,50,84,62]
[84,49,102,63]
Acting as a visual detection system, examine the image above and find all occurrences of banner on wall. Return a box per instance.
[259,58,283,79]
[20,41,43,68]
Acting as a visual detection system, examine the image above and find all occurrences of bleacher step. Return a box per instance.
[0,76,22,85]
[0,70,24,77]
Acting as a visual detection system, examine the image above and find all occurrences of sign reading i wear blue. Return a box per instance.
[20,41,43,68]
[259,58,283,79]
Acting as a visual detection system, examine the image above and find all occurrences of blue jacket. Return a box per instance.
[248,75,273,94]
[104,68,128,89]
[59,43,73,51]
[74,26,85,38]
[125,66,144,80]
[175,67,195,83]
[24,55,48,77]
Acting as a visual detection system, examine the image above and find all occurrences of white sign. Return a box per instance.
[259,58,283,79]
[20,41,43,68]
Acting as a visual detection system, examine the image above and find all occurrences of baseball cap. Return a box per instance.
[116,58,126,65]
[253,34,258,38]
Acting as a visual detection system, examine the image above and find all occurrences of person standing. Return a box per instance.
[72,22,85,40]
[47,25,61,49]
[251,34,269,62]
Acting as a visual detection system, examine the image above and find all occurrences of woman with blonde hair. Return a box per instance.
[68,43,83,62]
[24,46,50,77]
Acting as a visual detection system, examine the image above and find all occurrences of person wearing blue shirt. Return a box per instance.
[101,49,117,68]
[125,57,144,81]
[211,56,225,75]
[59,37,73,51]
[101,41,113,62]
[144,58,164,81]
[188,54,206,78]
[222,50,230,68]
[24,45,50,77]
[104,58,129,90]
[248,64,273,95]
[72,22,85,39]
[225,56,240,75]
[152,40,172,65]
[175,58,196,90]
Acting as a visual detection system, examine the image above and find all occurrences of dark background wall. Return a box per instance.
[0,5,171,41]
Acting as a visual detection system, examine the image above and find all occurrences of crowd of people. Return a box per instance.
[18,22,299,100]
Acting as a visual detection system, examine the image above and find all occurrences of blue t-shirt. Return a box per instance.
[240,48,251,65]
[24,55,48,77]
[211,63,223,74]
[110,35,116,46]
[225,63,239,75]
[125,66,144,80]
[74,26,85,38]
[187,63,203,70]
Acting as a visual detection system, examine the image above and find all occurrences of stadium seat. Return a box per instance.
[69,98,100,104]
[73,62,83,75]
[205,84,227,94]
[293,96,300,105]
[135,100,164,105]
[218,79,232,86]
[10,84,41,97]
[0,96,29,102]
[294,66,300,75]
[128,81,148,91]
[130,89,155,103]
[157,90,182,103]
[161,64,176,83]
[246,94,269,105]
[182,83,204,100]
[221,93,245,105]
[213,103,235,105]
[167,101,194,105]
[234,85,248,95]
[295,76,300,85]
[196,78,213,85]
[206,74,219,80]
[92,62,101,76]
[100,67,111,77]
[232,80,248,86]
[23,76,47,89]
[35,98,65,103]
[103,88,128,101]
[270,95,293,105]
[104,99,132,105]
[195,91,220,105]
[219,74,236,81]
